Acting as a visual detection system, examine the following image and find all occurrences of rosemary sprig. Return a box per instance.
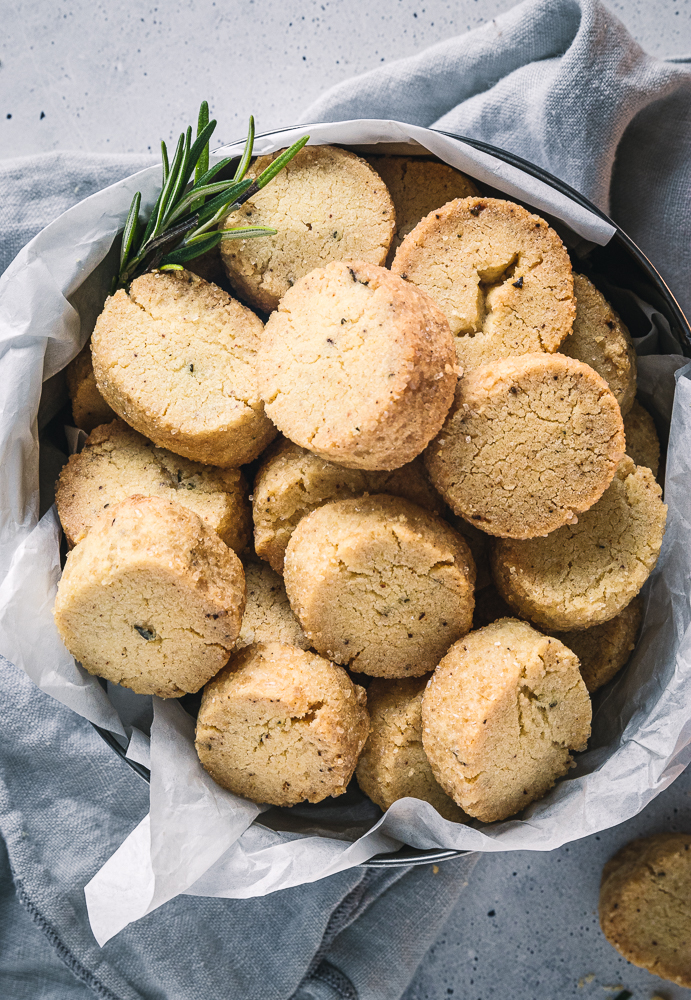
[114,102,309,290]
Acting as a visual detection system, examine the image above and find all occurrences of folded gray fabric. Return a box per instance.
[0,1,689,998]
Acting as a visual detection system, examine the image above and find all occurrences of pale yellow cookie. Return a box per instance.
[548,596,643,693]
[491,458,667,630]
[53,496,245,698]
[259,260,457,471]
[365,155,479,256]
[236,559,310,651]
[66,343,116,433]
[220,145,395,312]
[425,353,626,539]
[91,269,277,467]
[392,197,574,371]
[56,419,250,551]
[356,676,466,822]
[252,438,443,573]
[624,399,660,477]
[195,641,369,806]
[284,495,475,678]
[560,274,637,415]
[422,619,591,823]
[600,833,691,987]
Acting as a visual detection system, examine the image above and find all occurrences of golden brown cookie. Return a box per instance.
[599,833,691,987]
[252,438,444,573]
[560,274,637,415]
[624,399,660,477]
[491,458,667,630]
[356,676,466,822]
[425,353,626,539]
[283,495,475,678]
[195,641,369,806]
[66,343,116,433]
[392,197,574,371]
[56,419,250,551]
[236,559,310,651]
[220,145,395,312]
[422,619,591,823]
[549,596,643,692]
[258,260,458,471]
[91,269,277,467]
[53,496,245,698]
[365,155,479,257]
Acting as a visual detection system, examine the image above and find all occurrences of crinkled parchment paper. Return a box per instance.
[0,121,689,945]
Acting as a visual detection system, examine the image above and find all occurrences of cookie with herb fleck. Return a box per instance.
[560,274,637,415]
[220,144,395,312]
[548,596,643,693]
[365,155,479,258]
[236,559,310,651]
[425,353,626,539]
[66,342,116,433]
[56,419,250,551]
[624,399,660,477]
[392,197,575,372]
[491,458,667,630]
[54,496,245,698]
[91,269,277,468]
[422,619,591,823]
[259,259,458,471]
[599,833,691,987]
[253,438,443,573]
[356,676,467,821]
[195,641,369,806]
[283,495,476,678]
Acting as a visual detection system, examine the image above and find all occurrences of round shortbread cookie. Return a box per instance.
[356,676,466,822]
[53,496,245,698]
[91,269,277,467]
[422,619,591,823]
[549,596,643,693]
[259,260,458,471]
[56,419,250,551]
[236,559,310,651]
[491,457,667,630]
[599,833,691,987]
[624,399,660,477]
[283,495,476,678]
[253,438,444,573]
[195,641,369,806]
[365,155,479,257]
[425,353,626,539]
[220,145,395,312]
[66,343,116,433]
[560,274,637,415]
[391,197,575,371]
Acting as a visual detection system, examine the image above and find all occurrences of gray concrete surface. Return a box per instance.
[2,2,691,998]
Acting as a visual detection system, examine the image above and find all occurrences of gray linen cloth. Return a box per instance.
[0,1,689,997]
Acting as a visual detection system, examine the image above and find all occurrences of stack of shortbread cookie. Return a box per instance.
[53,145,667,821]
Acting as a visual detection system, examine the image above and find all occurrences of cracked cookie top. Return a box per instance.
[91,269,277,467]
[53,496,245,698]
[421,618,591,823]
[258,259,458,471]
[195,641,369,806]
[391,196,575,372]
[56,418,250,551]
[491,457,667,630]
[283,494,476,678]
[425,353,626,539]
[220,144,396,313]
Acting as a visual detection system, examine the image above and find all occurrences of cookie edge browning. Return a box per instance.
[599,833,691,987]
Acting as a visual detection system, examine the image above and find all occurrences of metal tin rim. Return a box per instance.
[92,125,691,870]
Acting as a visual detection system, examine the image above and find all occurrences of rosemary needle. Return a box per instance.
[115,102,308,290]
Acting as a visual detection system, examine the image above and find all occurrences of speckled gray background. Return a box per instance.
[2,2,691,998]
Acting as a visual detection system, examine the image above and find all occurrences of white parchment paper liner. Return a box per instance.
[0,121,688,946]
